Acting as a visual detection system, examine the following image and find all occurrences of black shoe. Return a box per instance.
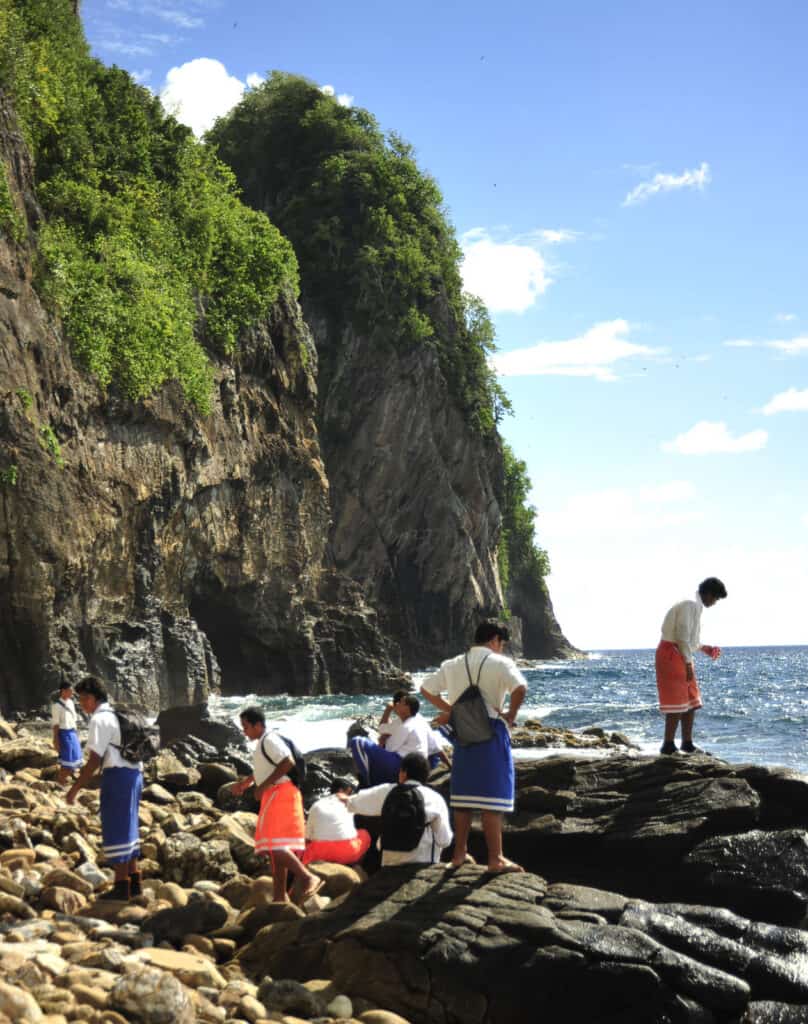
[107,879,131,901]
[129,871,143,898]
[679,742,702,754]
[659,741,678,755]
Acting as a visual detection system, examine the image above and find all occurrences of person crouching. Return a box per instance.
[302,778,372,866]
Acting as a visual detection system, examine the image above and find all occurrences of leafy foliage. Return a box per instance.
[38,424,64,468]
[500,442,550,593]
[0,464,18,487]
[0,0,297,411]
[209,73,509,433]
[0,160,23,241]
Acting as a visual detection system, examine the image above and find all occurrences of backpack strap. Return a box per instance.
[464,651,491,688]
[259,732,292,771]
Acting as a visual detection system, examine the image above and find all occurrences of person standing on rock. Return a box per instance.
[232,707,324,904]
[420,622,527,873]
[657,577,727,755]
[52,682,82,786]
[66,676,143,901]
[349,690,447,787]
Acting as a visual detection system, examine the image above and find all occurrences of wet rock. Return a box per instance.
[156,705,245,753]
[257,978,325,1017]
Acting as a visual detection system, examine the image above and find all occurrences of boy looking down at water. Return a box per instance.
[657,577,727,755]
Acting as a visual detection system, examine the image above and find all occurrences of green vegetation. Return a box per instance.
[0,160,23,241]
[15,387,32,410]
[499,443,550,593]
[0,464,18,486]
[209,73,510,433]
[38,424,64,468]
[0,0,297,412]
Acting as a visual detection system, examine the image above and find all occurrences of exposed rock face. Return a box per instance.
[0,91,404,713]
[307,310,575,666]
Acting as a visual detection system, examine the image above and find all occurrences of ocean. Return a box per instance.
[211,645,808,774]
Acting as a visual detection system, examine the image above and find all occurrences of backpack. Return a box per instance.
[112,706,161,764]
[260,733,307,788]
[380,781,427,852]
[448,652,494,747]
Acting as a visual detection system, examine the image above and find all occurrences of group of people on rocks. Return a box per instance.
[48,579,726,903]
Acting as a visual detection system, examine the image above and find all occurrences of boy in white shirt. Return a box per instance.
[51,682,82,785]
[302,778,371,866]
[350,691,447,787]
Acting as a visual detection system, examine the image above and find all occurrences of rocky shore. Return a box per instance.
[3,708,808,1023]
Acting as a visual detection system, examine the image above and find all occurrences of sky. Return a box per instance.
[81,0,807,651]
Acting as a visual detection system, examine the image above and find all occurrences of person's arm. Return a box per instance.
[66,750,101,804]
[346,785,388,817]
[420,669,451,713]
[428,796,453,851]
[700,645,721,660]
[52,724,60,754]
[231,772,256,796]
[675,603,697,680]
[501,683,527,728]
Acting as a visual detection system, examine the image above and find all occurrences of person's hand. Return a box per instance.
[501,711,517,729]
[334,790,351,803]
[433,710,451,728]
[709,646,721,660]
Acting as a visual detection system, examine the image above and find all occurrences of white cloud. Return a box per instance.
[769,336,808,355]
[160,58,245,136]
[320,84,353,106]
[540,480,700,540]
[492,319,658,381]
[131,68,152,84]
[775,313,798,322]
[761,387,808,415]
[623,161,711,206]
[460,229,550,313]
[101,40,154,56]
[723,339,756,348]
[661,420,768,455]
[149,7,203,28]
[538,228,579,244]
[246,73,264,89]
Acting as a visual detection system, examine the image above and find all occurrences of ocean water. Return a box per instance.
[211,645,808,773]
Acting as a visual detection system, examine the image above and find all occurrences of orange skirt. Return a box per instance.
[656,640,702,714]
[301,829,372,866]
[255,780,305,855]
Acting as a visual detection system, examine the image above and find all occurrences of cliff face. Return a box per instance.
[309,311,507,667]
[0,93,404,713]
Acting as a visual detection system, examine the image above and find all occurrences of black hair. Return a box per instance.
[400,752,429,784]
[74,675,108,703]
[474,621,510,645]
[239,706,266,726]
[329,777,354,794]
[394,691,420,715]
[698,577,728,601]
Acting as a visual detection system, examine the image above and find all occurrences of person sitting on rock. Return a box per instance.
[420,621,527,874]
[657,576,727,755]
[231,706,324,905]
[52,682,82,786]
[349,691,448,788]
[66,675,143,901]
[302,778,372,866]
[344,753,452,866]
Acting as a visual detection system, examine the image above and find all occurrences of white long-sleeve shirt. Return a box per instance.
[660,593,704,665]
[378,714,444,758]
[346,783,452,866]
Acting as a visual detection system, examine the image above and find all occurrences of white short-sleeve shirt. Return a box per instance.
[51,698,78,731]
[87,702,141,771]
[305,794,358,841]
[252,730,292,787]
[421,646,527,718]
[660,594,704,665]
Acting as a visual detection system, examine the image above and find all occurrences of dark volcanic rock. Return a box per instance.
[237,865,808,1024]
[143,897,229,945]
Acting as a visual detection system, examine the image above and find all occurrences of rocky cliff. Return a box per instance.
[0,92,405,713]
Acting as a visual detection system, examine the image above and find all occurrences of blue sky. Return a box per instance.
[82,0,807,649]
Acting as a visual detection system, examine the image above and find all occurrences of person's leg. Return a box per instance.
[482,810,523,872]
[663,713,682,743]
[679,709,699,751]
[270,852,290,902]
[450,809,474,866]
[272,848,322,903]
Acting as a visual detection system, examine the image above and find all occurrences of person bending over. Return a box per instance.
[302,778,372,866]
[350,690,446,787]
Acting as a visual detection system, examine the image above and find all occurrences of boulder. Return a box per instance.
[156,705,245,753]
[143,898,229,945]
[109,966,194,1024]
[146,750,201,792]
[161,834,238,886]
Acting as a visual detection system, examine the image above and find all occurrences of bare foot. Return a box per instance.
[295,876,325,904]
[448,853,476,868]
[486,858,524,874]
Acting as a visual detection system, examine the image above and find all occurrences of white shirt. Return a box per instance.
[347,783,452,866]
[51,698,78,730]
[87,703,141,771]
[421,646,527,718]
[305,794,358,842]
[379,714,444,758]
[660,593,704,665]
[252,730,292,787]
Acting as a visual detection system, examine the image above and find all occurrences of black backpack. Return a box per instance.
[112,706,161,764]
[380,781,427,852]
[260,733,307,788]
